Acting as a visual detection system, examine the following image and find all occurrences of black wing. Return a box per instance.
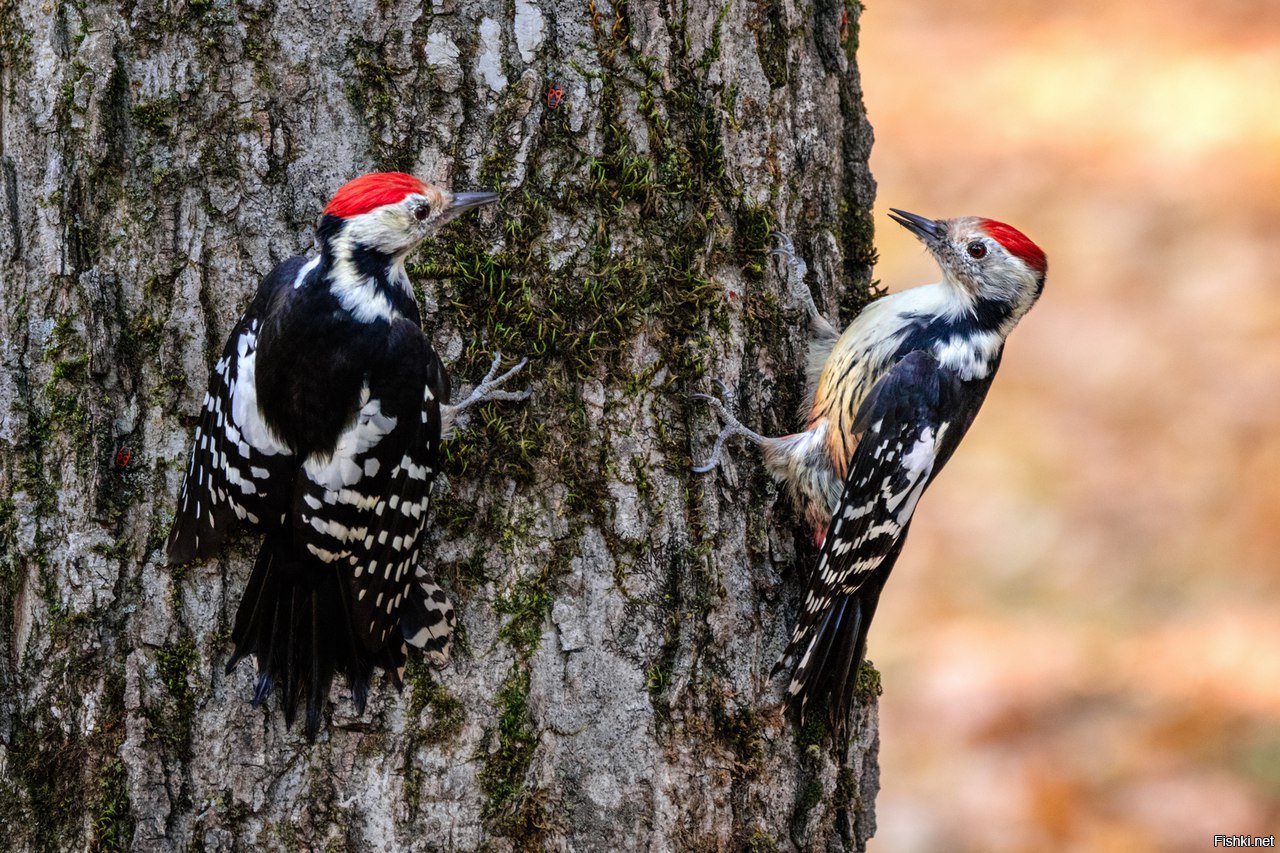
[166,259,304,564]
[776,349,993,729]
[223,313,456,738]
[290,321,452,654]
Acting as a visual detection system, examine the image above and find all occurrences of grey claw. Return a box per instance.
[769,231,797,257]
[690,379,766,473]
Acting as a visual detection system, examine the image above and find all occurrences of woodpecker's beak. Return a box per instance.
[888,209,946,244]
[443,191,500,222]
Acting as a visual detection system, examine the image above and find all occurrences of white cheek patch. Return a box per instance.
[341,206,413,255]
[325,208,419,323]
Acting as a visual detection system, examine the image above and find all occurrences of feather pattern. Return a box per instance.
[168,248,456,740]
[778,349,997,732]
[166,262,301,565]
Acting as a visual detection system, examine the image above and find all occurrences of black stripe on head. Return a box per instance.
[317,214,344,252]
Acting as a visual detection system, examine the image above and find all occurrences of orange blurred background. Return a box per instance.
[858,1,1280,850]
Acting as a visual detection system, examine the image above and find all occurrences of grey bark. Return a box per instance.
[0,0,879,847]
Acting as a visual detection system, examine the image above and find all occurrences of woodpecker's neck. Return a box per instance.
[315,214,420,325]
[940,265,1042,338]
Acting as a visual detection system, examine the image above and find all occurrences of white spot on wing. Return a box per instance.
[302,386,397,490]
[231,334,291,457]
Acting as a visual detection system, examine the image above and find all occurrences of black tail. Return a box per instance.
[777,577,887,739]
[226,535,405,740]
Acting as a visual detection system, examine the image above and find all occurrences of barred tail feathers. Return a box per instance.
[775,578,886,737]
[401,568,456,666]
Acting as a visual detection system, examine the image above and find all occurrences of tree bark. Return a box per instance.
[0,0,878,847]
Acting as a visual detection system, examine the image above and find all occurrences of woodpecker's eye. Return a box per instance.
[414,204,431,222]
[967,241,987,259]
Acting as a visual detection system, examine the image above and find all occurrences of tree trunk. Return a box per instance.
[0,0,878,846]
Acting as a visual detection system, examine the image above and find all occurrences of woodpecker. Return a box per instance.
[167,172,529,739]
[694,210,1046,734]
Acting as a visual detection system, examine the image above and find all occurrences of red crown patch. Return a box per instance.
[323,172,428,219]
[979,219,1047,275]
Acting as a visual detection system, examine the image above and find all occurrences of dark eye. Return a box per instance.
[967,241,987,259]
[414,204,431,222]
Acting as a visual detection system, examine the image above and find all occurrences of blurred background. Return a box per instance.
[858,0,1280,849]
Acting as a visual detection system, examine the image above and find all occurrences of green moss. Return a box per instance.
[496,566,553,655]
[794,778,823,822]
[442,402,544,483]
[344,38,414,172]
[405,659,466,744]
[0,498,19,654]
[0,664,132,850]
[831,764,863,840]
[644,545,719,720]
[713,704,766,778]
[854,659,882,701]
[789,713,831,831]
[0,699,135,850]
[843,1,867,58]
[132,96,180,138]
[0,0,33,82]
[92,758,135,852]
[402,662,468,817]
[146,636,198,759]
[838,201,879,323]
[743,828,780,853]
[477,666,548,842]
[750,0,789,89]
[794,712,829,755]
[734,202,776,278]
[698,0,734,69]
[3,723,80,843]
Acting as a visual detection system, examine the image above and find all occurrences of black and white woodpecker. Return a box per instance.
[694,210,1046,734]
[166,172,529,739]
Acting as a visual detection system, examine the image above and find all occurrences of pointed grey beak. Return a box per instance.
[443,191,500,222]
[888,208,946,243]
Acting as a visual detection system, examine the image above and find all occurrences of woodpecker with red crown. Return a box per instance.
[167,172,528,739]
[694,210,1046,734]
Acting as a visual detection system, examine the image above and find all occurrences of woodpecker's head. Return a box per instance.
[318,172,498,259]
[889,209,1046,327]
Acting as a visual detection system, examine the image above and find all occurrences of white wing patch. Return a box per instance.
[294,378,446,650]
[883,423,947,523]
[302,387,398,491]
[168,318,296,563]
[229,332,290,458]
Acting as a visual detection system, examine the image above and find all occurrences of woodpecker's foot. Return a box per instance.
[690,379,767,473]
[442,353,531,434]
[770,231,838,341]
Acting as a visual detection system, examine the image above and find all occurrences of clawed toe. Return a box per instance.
[690,380,766,473]
[769,230,797,259]
[441,353,532,436]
